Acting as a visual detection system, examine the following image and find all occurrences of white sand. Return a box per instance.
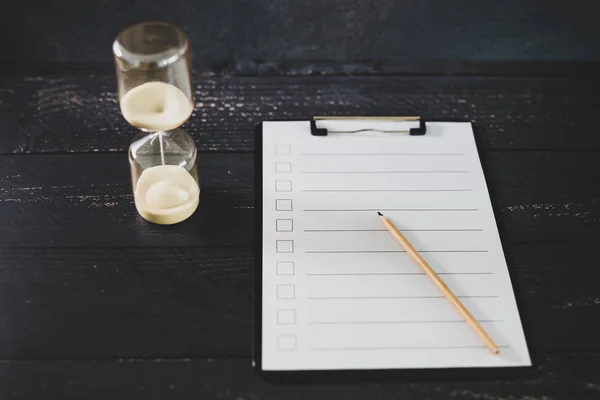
[134,165,199,225]
[120,81,193,132]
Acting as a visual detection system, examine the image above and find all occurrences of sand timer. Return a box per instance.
[113,21,200,225]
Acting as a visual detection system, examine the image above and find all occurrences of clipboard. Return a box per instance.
[253,116,532,382]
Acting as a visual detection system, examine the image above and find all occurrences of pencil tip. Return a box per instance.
[377,212,383,216]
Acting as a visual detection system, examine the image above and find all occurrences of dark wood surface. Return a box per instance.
[1,70,600,398]
[2,0,600,75]
[2,75,600,153]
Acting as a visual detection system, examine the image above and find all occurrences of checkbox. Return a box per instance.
[277,262,295,275]
[275,144,291,155]
[276,180,292,192]
[276,219,293,232]
[278,335,297,351]
[276,240,294,253]
[277,309,297,325]
[277,284,295,299]
[276,199,292,211]
[275,162,292,173]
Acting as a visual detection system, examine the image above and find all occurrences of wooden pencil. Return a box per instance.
[377,212,500,354]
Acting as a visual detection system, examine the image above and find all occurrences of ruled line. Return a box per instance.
[304,229,484,232]
[308,295,499,300]
[302,209,479,212]
[302,171,469,174]
[303,189,474,192]
[305,250,488,254]
[306,272,494,276]
[308,320,503,325]
[302,153,465,156]
[311,345,510,352]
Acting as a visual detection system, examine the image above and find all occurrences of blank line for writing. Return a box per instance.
[303,209,478,212]
[306,272,493,276]
[302,171,469,174]
[303,189,474,192]
[304,229,483,232]
[308,320,503,325]
[302,153,465,156]
[311,345,510,352]
[308,295,499,300]
[305,250,488,254]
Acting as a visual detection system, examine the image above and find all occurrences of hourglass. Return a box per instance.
[113,21,200,225]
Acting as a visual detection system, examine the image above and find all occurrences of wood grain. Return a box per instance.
[1,61,599,396]
[0,247,254,360]
[1,354,600,399]
[0,154,253,247]
[1,152,599,247]
[1,0,599,72]
[1,75,600,154]
[0,242,599,360]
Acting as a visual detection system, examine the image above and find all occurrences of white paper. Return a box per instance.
[261,121,531,371]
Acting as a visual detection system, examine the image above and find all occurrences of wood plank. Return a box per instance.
[1,354,599,399]
[0,242,599,359]
[0,153,253,247]
[0,247,253,360]
[1,152,599,247]
[1,76,600,154]
[1,0,599,69]
[4,61,600,78]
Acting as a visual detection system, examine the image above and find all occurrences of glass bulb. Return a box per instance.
[113,21,199,225]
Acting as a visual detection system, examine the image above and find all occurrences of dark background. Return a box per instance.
[2,1,600,399]
[1,0,599,75]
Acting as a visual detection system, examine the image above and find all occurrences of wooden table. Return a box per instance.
[1,71,600,398]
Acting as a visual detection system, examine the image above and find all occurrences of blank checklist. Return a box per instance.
[276,219,293,232]
[276,240,294,253]
[277,285,295,299]
[276,199,293,211]
[276,262,295,275]
[259,120,531,372]
[276,180,292,192]
[275,162,292,173]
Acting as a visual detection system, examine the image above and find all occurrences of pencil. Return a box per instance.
[377,212,500,354]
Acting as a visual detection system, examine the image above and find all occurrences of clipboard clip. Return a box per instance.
[310,116,427,137]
